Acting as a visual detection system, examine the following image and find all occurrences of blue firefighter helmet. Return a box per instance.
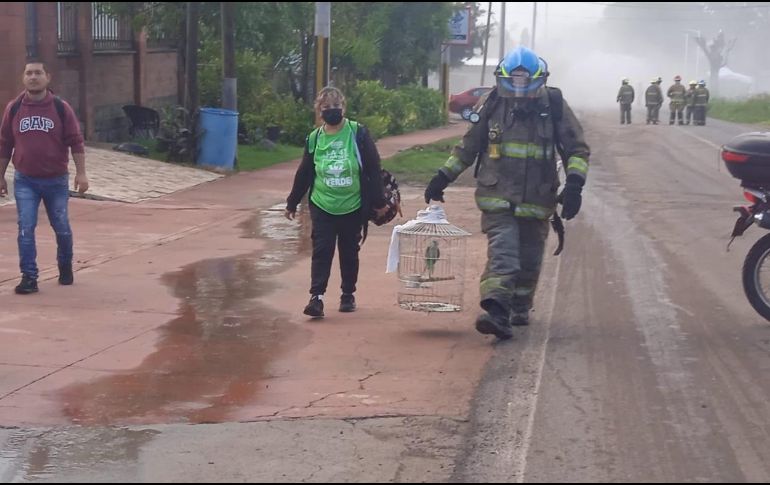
[495,46,548,98]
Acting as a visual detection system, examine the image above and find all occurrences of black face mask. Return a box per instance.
[321,108,343,126]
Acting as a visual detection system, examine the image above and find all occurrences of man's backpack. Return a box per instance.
[9,94,67,129]
[307,120,401,226]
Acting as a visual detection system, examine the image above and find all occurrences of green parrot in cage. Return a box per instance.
[424,240,440,279]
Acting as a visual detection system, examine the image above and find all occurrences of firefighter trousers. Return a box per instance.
[479,211,550,315]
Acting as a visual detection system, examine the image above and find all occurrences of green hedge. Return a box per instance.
[347,81,446,139]
[709,95,770,125]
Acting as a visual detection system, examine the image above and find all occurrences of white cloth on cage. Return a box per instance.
[386,205,450,273]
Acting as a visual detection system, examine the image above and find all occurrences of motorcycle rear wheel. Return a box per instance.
[743,233,770,321]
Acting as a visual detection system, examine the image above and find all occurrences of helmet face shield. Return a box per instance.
[496,65,546,98]
[496,72,545,98]
[495,46,548,98]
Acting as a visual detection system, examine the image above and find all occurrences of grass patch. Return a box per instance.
[709,95,770,125]
[130,138,303,171]
[382,136,461,185]
[235,143,304,171]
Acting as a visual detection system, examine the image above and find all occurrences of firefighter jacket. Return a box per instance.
[694,86,710,106]
[667,83,687,108]
[645,84,663,106]
[438,87,590,220]
[617,85,635,104]
[685,87,697,107]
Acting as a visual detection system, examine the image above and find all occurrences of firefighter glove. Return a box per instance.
[560,175,583,220]
[425,171,450,204]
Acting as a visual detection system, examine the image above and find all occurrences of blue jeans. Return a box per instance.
[14,173,73,280]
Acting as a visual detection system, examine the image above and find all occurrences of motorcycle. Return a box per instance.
[723,132,770,320]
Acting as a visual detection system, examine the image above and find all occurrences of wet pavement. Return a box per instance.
[58,206,314,425]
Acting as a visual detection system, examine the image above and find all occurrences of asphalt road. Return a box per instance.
[455,111,770,482]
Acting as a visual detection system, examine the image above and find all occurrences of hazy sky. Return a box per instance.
[477,2,607,61]
[451,2,765,104]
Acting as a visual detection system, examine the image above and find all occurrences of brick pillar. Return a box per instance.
[0,3,27,103]
[134,28,147,106]
[76,2,93,140]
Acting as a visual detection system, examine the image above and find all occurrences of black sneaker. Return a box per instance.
[15,275,38,295]
[58,263,73,285]
[339,293,356,313]
[303,295,324,318]
[509,311,530,326]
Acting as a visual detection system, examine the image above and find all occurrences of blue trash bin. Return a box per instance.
[198,107,238,170]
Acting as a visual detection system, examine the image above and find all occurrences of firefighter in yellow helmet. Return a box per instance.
[684,80,697,125]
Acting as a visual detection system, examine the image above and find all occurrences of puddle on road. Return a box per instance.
[0,427,157,482]
[57,205,312,425]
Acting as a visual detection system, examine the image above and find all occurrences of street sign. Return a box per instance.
[447,7,471,45]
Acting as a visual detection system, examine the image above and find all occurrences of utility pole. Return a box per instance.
[481,1,492,85]
[683,33,689,81]
[221,2,236,111]
[184,2,199,119]
[532,2,537,51]
[440,43,450,122]
[499,2,506,59]
[314,2,331,100]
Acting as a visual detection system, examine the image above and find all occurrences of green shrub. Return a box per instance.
[347,81,446,137]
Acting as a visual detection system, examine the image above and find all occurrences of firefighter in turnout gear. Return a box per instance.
[685,80,697,125]
[423,46,590,340]
[693,80,710,126]
[617,78,635,124]
[645,78,663,125]
[667,75,687,125]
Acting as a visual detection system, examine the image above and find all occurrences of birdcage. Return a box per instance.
[387,205,471,312]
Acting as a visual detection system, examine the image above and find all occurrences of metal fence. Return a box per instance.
[57,2,78,54]
[92,2,133,51]
[147,28,178,51]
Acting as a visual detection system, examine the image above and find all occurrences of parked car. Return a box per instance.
[449,86,493,120]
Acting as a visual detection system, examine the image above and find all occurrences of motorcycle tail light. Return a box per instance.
[744,191,758,203]
[722,149,750,163]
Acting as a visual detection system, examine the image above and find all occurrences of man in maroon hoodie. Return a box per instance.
[0,62,89,294]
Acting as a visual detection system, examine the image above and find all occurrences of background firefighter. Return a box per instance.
[693,80,710,126]
[645,78,664,125]
[667,75,687,125]
[684,80,697,125]
[617,78,635,125]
